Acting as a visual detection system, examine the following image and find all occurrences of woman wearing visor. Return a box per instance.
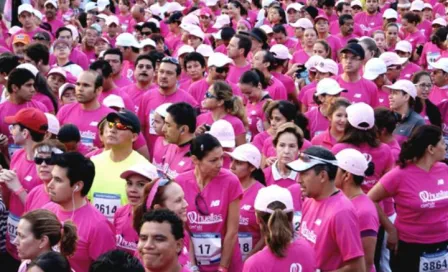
[287,146,366,271]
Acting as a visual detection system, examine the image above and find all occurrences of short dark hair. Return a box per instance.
[161,57,182,76]
[7,68,35,94]
[90,60,113,78]
[166,102,197,133]
[28,252,71,272]
[55,27,72,39]
[336,1,350,12]
[183,52,206,70]
[0,53,19,75]
[138,209,184,240]
[339,14,353,26]
[52,152,95,197]
[17,123,46,142]
[272,24,287,36]
[221,27,236,42]
[58,124,81,143]
[89,250,144,272]
[235,34,252,57]
[135,54,155,69]
[403,11,421,25]
[374,107,399,134]
[24,43,49,65]
[261,50,277,71]
[322,0,335,8]
[305,146,338,181]
[240,69,267,89]
[103,48,123,63]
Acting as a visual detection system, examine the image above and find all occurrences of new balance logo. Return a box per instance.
[211,200,220,207]
[438,179,445,185]
[241,205,251,211]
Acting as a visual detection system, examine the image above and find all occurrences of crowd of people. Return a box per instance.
[0,0,447,271]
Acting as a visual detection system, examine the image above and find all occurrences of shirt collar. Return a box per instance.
[272,160,298,181]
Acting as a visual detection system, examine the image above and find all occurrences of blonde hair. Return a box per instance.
[211,80,249,128]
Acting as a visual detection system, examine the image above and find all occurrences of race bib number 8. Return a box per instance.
[93,192,121,221]
[191,233,222,266]
[238,232,253,259]
[420,250,448,272]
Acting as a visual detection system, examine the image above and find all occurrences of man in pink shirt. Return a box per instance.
[329,2,363,37]
[44,152,116,272]
[115,33,141,82]
[335,15,359,46]
[288,146,366,271]
[11,4,51,48]
[354,0,383,35]
[227,34,252,84]
[55,26,90,69]
[252,50,288,100]
[336,43,379,106]
[80,25,100,63]
[103,48,133,88]
[429,58,448,103]
[43,0,64,37]
[24,43,51,75]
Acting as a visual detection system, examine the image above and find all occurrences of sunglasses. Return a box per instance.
[162,56,179,65]
[107,121,133,131]
[33,35,47,41]
[195,193,210,216]
[215,66,229,74]
[205,91,218,99]
[141,31,152,36]
[415,83,433,89]
[34,157,54,165]
[298,152,338,166]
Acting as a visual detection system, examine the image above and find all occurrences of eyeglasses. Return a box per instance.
[195,193,210,215]
[107,121,133,131]
[162,56,179,65]
[298,152,338,166]
[55,45,69,50]
[415,83,433,89]
[34,157,54,165]
[215,66,229,74]
[205,91,218,99]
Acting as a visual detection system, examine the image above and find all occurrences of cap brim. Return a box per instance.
[220,140,235,148]
[363,71,380,80]
[4,116,17,124]
[226,151,247,162]
[287,159,323,172]
[120,169,155,180]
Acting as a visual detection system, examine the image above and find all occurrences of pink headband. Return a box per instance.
[146,179,161,210]
[238,19,251,30]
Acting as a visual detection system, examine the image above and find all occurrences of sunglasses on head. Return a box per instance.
[162,56,179,65]
[34,157,54,165]
[298,152,338,166]
[205,91,218,99]
[215,66,229,74]
[107,121,133,131]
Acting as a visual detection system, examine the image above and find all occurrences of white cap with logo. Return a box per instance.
[45,113,60,135]
[395,40,413,53]
[315,59,338,75]
[254,185,294,214]
[120,162,159,181]
[270,44,292,60]
[208,52,234,67]
[431,58,448,73]
[103,94,125,109]
[315,78,347,96]
[379,52,408,67]
[208,119,235,148]
[226,143,261,168]
[335,148,369,177]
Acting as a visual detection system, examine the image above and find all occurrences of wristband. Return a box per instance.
[14,186,25,196]
[218,267,228,272]
[189,265,199,271]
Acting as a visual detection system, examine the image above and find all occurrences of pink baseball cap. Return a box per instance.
[270,44,292,60]
[254,185,294,214]
[120,162,159,181]
[379,52,407,67]
[48,67,67,79]
[315,59,338,75]
[346,102,375,131]
[314,15,329,22]
[385,79,417,99]
[290,18,314,29]
[226,143,261,168]
[335,148,369,177]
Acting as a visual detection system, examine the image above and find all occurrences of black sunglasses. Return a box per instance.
[215,66,229,74]
[34,157,54,165]
[141,31,152,36]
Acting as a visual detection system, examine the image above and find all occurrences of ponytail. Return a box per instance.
[212,80,249,129]
[60,221,78,257]
[251,168,266,186]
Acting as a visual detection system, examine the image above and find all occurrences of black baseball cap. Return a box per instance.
[106,109,141,134]
[165,11,183,24]
[340,43,365,60]
[250,28,268,44]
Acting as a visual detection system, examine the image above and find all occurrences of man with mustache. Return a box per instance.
[336,14,358,46]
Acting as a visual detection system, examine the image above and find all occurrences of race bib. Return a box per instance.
[93,192,121,221]
[256,118,264,133]
[8,144,21,157]
[81,136,94,148]
[246,131,252,143]
[191,233,222,266]
[293,211,302,232]
[7,213,20,243]
[149,110,156,135]
[420,250,448,272]
[427,52,441,68]
[238,232,253,259]
[444,135,448,160]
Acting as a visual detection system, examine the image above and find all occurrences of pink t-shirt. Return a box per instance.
[380,163,448,243]
[419,42,445,69]
[354,12,383,35]
[227,63,252,85]
[197,112,246,137]
[187,79,242,111]
[305,107,329,139]
[326,35,343,60]
[332,143,394,193]
[57,103,113,148]
[399,62,421,80]
[152,137,170,171]
[243,238,317,272]
[163,142,194,178]
[291,49,311,65]
[165,32,183,52]
[300,191,364,271]
[114,76,133,88]
[24,184,51,212]
[336,75,379,106]
[404,31,426,51]
[263,162,299,188]
[114,204,138,254]
[377,88,390,108]
[43,202,117,272]
[335,33,359,47]
[251,131,270,152]
[138,88,198,158]
[246,98,269,141]
[121,83,156,110]
[429,85,448,104]
[44,17,64,36]
[311,129,337,150]
[266,76,288,101]
[33,93,55,113]
[238,182,264,260]
[298,82,317,103]
[176,169,244,272]
[271,72,295,95]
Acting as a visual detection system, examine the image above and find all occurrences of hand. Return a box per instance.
[286,63,301,77]
[265,157,276,167]
[0,170,21,192]
[195,125,207,136]
[0,134,7,147]
[386,226,399,255]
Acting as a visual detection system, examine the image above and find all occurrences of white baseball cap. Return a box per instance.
[290,18,314,29]
[103,94,125,108]
[149,5,161,17]
[424,3,433,10]
[335,148,369,177]
[286,3,303,12]
[166,2,185,13]
[305,55,324,71]
[19,4,34,15]
[350,0,362,7]
[315,59,338,75]
[212,15,231,29]
[84,2,97,12]
[254,185,294,213]
[363,58,387,80]
[48,67,67,79]
[33,9,43,20]
[212,30,222,40]
[410,0,424,11]
[262,0,277,7]
[206,0,218,6]
[97,0,110,12]
[106,15,119,26]
[182,14,200,26]
[208,119,235,148]
[226,143,261,168]
[288,148,339,173]
[189,27,205,40]
[96,13,108,21]
[346,102,375,130]
[45,113,60,135]
[395,40,412,53]
[140,38,156,48]
[315,78,347,96]
[432,18,447,26]
[176,44,195,57]
[208,52,233,67]
[431,58,448,73]
[44,0,57,8]
[397,2,411,8]
[155,103,172,118]
[66,24,79,41]
[196,44,214,57]
[116,33,141,48]
[383,8,398,19]
[385,79,417,98]
[17,63,38,77]
[58,83,75,99]
[120,162,159,181]
[379,52,408,67]
[259,25,273,34]
[270,44,292,60]
[8,26,21,35]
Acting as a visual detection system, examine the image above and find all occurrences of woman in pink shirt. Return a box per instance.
[419,27,448,69]
[335,148,379,272]
[176,134,243,272]
[291,28,317,65]
[227,144,266,261]
[15,209,77,272]
[374,108,401,161]
[368,125,448,271]
[412,71,443,126]
[243,185,317,272]
[117,0,133,32]
[311,98,350,150]
[402,12,427,55]
[385,23,400,52]
[152,103,173,170]
[228,1,247,30]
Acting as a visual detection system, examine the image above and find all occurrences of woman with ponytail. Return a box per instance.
[412,71,442,127]
[227,144,266,261]
[243,185,316,272]
[15,209,77,272]
[196,80,248,147]
[368,125,448,271]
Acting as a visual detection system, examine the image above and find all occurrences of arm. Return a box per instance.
[245,232,265,260]
[0,170,26,205]
[136,145,150,161]
[220,198,240,269]
[235,134,246,147]
[361,236,377,271]
[329,257,366,272]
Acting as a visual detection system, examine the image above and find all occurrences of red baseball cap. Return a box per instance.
[5,108,48,134]
[314,15,329,22]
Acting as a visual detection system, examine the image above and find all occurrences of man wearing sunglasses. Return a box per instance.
[89,109,149,221]
[138,57,198,159]
[288,146,366,272]
[1,108,48,263]
[379,52,407,84]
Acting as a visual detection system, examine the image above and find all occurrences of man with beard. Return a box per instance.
[138,57,198,159]
[354,0,382,35]
[57,70,114,149]
[43,0,64,36]
[336,14,358,46]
